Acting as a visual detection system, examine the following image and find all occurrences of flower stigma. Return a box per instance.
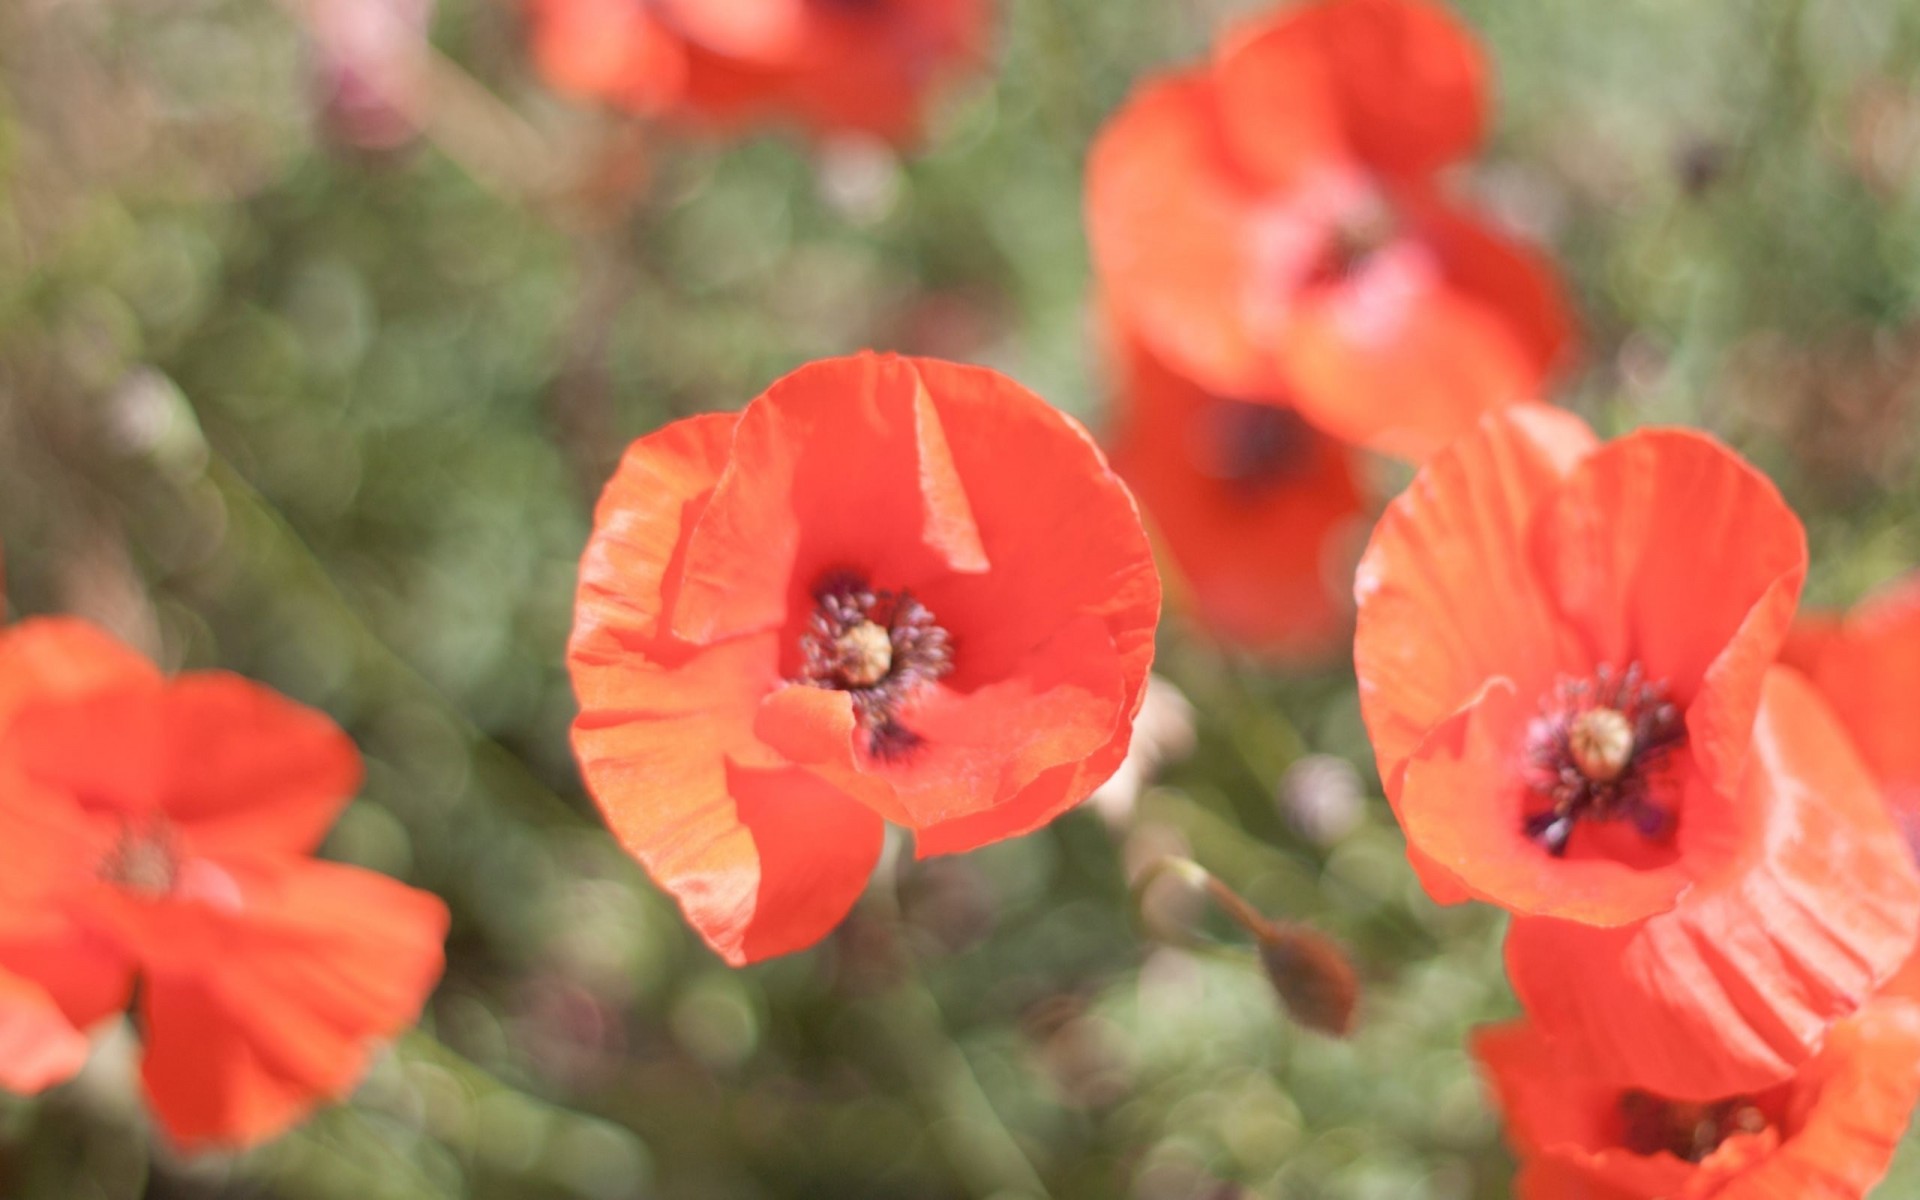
[100,818,182,899]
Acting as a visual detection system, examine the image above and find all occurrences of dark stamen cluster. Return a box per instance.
[798,572,953,760]
[1522,662,1685,856]
[1305,195,1400,287]
[1618,1090,1769,1163]
[100,818,181,898]
[1197,400,1314,492]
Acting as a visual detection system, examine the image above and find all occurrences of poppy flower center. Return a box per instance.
[798,572,953,759]
[99,818,182,899]
[1522,663,1685,857]
[1307,191,1400,287]
[1617,1089,1769,1163]
[1192,400,1314,491]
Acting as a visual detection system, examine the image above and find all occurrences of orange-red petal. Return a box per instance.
[1104,333,1366,660]
[153,674,361,858]
[1252,0,1487,183]
[1531,429,1807,799]
[0,968,89,1095]
[135,857,448,1150]
[1278,241,1556,462]
[1505,668,1920,1099]
[571,412,885,962]
[1783,571,1920,809]
[670,355,988,646]
[1086,74,1293,401]
[1354,406,1596,797]
[0,617,160,731]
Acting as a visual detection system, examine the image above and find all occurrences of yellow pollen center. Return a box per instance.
[1569,707,1635,782]
[835,621,893,688]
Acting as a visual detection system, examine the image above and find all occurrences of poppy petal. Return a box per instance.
[1279,242,1554,461]
[0,968,90,1095]
[1415,199,1578,391]
[884,615,1126,831]
[1104,332,1367,660]
[1209,13,1350,190]
[0,617,160,730]
[154,674,362,858]
[1783,572,1920,807]
[1244,0,1486,182]
[135,858,448,1150]
[1531,430,1808,797]
[1086,75,1291,401]
[571,412,883,963]
[723,761,887,963]
[655,0,808,61]
[1354,406,1596,796]
[1505,668,1920,1099]
[529,0,687,112]
[671,354,990,645]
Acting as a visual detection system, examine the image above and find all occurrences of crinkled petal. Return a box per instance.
[1354,406,1596,795]
[571,412,881,963]
[1783,572,1920,808]
[1533,429,1808,797]
[671,354,989,645]
[1506,669,1920,1099]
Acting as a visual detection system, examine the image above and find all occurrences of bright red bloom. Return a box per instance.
[1503,667,1920,1098]
[1474,998,1920,1199]
[1085,0,1573,461]
[529,0,989,142]
[568,353,1159,965]
[1104,327,1366,660]
[0,619,450,1149]
[1355,407,1809,925]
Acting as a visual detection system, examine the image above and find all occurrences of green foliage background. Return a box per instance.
[4,0,1920,1196]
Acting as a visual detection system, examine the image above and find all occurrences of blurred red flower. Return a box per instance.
[1085,0,1573,461]
[529,0,989,141]
[1474,998,1920,1199]
[1104,328,1366,660]
[1502,666,1919,1098]
[568,353,1159,965]
[1355,407,1808,926]
[0,619,450,1149]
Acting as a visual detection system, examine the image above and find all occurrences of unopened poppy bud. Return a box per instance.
[1569,707,1635,782]
[1256,923,1360,1038]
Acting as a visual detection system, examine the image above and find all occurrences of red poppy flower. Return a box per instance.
[1502,666,1920,1098]
[567,352,1159,965]
[1103,326,1367,660]
[1085,0,1573,461]
[529,0,990,142]
[1474,998,1920,1199]
[1354,406,1809,925]
[0,618,450,1150]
